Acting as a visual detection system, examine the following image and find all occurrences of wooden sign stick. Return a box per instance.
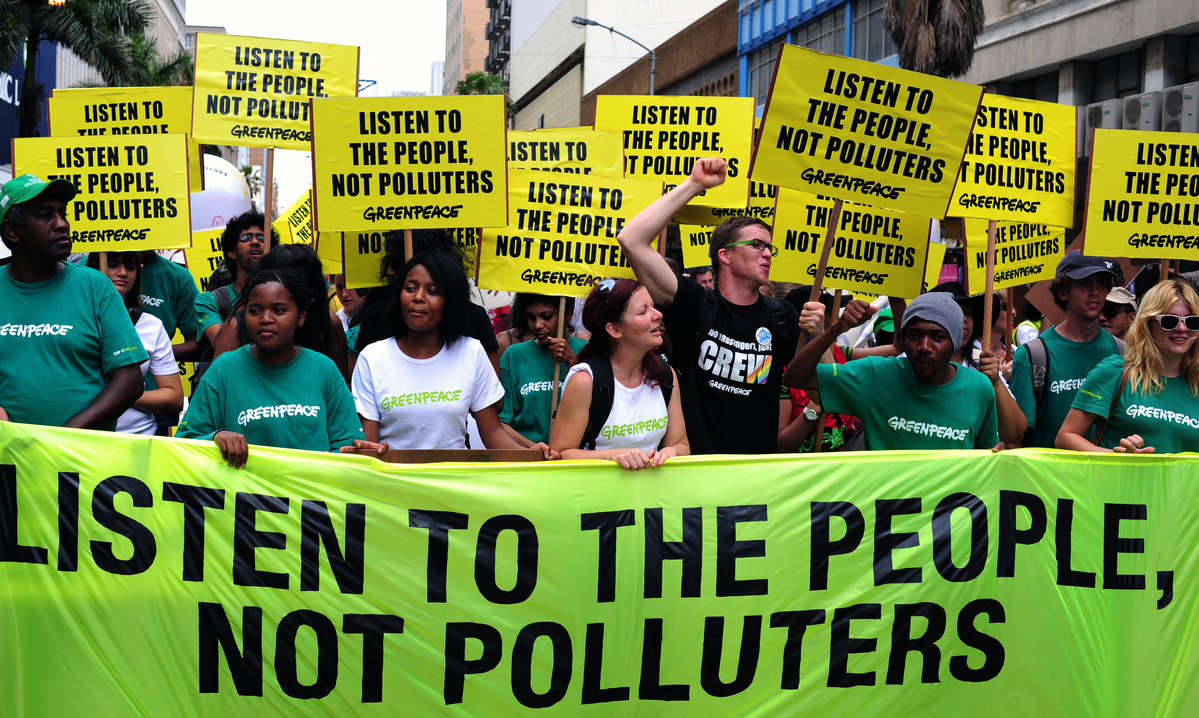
[1004,290,1014,361]
[810,288,843,454]
[404,229,414,264]
[982,220,997,351]
[262,148,275,230]
[550,296,567,415]
[809,199,844,298]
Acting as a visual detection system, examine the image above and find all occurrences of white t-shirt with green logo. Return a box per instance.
[352,336,504,449]
[563,362,669,452]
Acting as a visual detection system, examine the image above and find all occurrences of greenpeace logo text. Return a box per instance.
[887,416,969,441]
[238,404,321,426]
[0,323,73,337]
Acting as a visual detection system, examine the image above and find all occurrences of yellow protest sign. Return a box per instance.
[50,86,204,189]
[4,421,1199,715]
[963,219,1066,294]
[316,231,344,274]
[1082,129,1199,259]
[751,44,983,218]
[770,188,931,298]
[182,227,226,292]
[673,180,777,226]
[679,224,715,269]
[950,94,1076,226]
[311,95,508,231]
[191,32,359,150]
[14,134,191,251]
[274,190,314,244]
[852,240,948,301]
[477,169,662,296]
[594,95,755,207]
[342,227,482,289]
[508,127,624,177]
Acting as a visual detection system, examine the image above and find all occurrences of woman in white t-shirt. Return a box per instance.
[87,251,183,435]
[352,250,552,454]
[550,278,688,470]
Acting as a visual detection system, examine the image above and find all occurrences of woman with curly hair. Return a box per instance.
[1057,279,1199,453]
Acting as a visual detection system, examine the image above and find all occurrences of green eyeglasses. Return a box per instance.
[726,238,778,257]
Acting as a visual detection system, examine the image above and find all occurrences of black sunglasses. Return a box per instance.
[1102,304,1132,319]
[595,277,617,294]
[1154,314,1199,332]
[238,232,266,243]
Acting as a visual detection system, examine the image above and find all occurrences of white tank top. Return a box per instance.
[563,362,669,452]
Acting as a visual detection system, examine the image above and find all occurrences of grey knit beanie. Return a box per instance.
[901,292,964,353]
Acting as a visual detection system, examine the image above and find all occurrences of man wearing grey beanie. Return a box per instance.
[784,294,999,451]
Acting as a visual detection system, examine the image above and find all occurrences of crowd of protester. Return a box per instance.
[4,162,1198,469]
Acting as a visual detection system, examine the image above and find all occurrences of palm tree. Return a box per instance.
[0,0,151,137]
[455,71,507,96]
[128,33,193,87]
[884,0,984,78]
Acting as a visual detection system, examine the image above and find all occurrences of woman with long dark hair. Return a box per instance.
[86,251,183,435]
[1058,280,1199,453]
[352,250,550,453]
[178,268,371,468]
[550,278,688,470]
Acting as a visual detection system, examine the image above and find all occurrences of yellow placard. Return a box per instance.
[508,127,624,177]
[274,189,314,244]
[477,169,662,296]
[950,94,1076,226]
[315,230,343,274]
[593,95,755,207]
[679,224,715,269]
[770,188,931,298]
[751,44,983,218]
[963,219,1066,294]
[923,240,949,293]
[191,32,359,150]
[182,227,226,292]
[1082,129,1199,259]
[311,95,508,231]
[341,227,481,289]
[50,86,204,190]
[14,134,191,251]
[673,180,777,226]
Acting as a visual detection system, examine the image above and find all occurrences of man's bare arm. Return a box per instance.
[64,365,144,430]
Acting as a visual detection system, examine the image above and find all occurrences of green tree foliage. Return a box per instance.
[455,70,507,96]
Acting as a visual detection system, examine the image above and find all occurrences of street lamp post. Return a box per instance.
[571,16,657,95]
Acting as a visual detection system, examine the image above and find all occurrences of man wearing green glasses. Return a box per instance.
[618,157,800,454]
[194,210,279,349]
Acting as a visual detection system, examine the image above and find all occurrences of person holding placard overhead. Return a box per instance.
[1056,280,1199,454]
[1009,251,1122,448]
[0,174,146,429]
[618,157,800,454]
[784,292,1000,450]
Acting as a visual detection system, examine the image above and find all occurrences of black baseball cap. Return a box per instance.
[1056,250,1119,281]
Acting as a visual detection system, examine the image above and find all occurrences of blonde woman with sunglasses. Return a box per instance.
[1057,280,1199,453]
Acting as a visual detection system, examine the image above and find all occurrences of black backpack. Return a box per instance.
[579,353,674,450]
[188,285,234,391]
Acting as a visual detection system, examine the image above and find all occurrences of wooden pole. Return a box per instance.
[982,220,997,351]
[99,253,108,275]
[550,296,567,415]
[809,199,843,298]
[404,229,414,264]
[657,227,668,258]
[810,288,843,454]
[1160,259,1170,283]
[262,148,275,230]
[1004,291,1014,361]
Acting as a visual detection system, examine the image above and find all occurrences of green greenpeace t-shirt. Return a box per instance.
[0,262,147,428]
[1010,325,1120,448]
[1072,355,1199,454]
[195,285,240,344]
[139,255,199,339]
[498,336,587,444]
[177,345,363,452]
[818,355,999,450]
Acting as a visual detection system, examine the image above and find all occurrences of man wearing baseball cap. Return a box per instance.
[1009,250,1122,448]
[784,292,999,450]
[0,174,146,428]
[1100,286,1137,340]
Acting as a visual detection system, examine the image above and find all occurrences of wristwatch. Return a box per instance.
[802,405,820,421]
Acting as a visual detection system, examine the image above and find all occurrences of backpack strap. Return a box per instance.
[688,288,719,369]
[128,308,143,326]
[658,353,674,408]
[581,356,616,451]
[1026,336,1049,407]
[215,285,233,321]
[1114,336,1126,355]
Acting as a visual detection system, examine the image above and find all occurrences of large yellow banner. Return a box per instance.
[51,86,204,189]
[770,188,931,298]
[14,134,192,251]
[963,219,1066,294]
[477,169,662,296]
[341,227,481,289]
[1083,129,1199,259]
[594,95,754,207]
[509,127,624,177]
[751,45,983,219]
[311,95,508,231]
[192,33,359,150]
[2,422,1198,716]
[673,180,777,226]
[949,94,1076,227]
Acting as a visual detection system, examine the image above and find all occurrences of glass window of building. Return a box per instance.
[1092,50,1143,101]
[748,39,785,102]
[1187,33,1199,82]
[1013,72,1058,103]
[795,7,846,56]
[853,0,896,62]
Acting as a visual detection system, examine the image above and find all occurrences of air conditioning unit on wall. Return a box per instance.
[1162,82,1199,133]
[1122,91,1162,130]
[1081,99,1123,156]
